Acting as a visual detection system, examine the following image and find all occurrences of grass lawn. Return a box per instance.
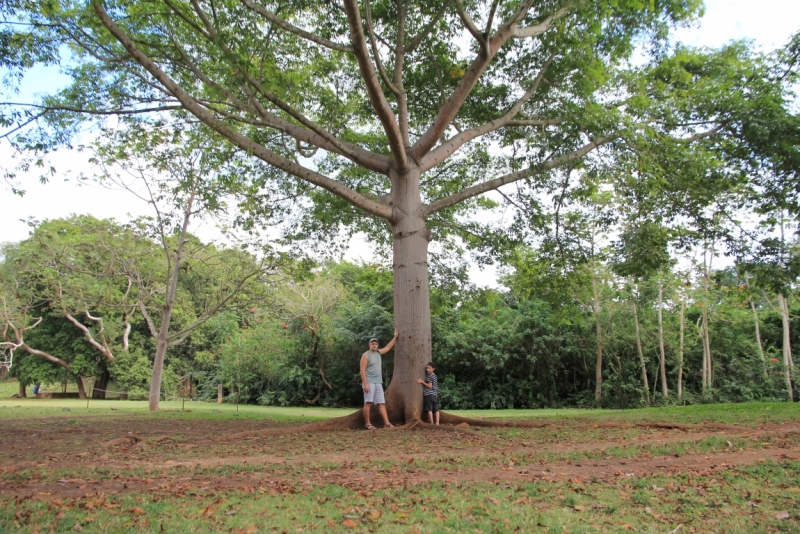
[1,379,799,532]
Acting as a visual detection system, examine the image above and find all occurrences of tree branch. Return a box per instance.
[365,0,399,95]
[411,1,533,158]
[239,0,354,53]
[421,134,614,216]
[453,0,486,46]
[404,2,449,54]
[512,4,576,38]
[54,283,114,361]
[673,124,725,143]
[421,54,555,171]
[342,0,408,171]
[167,264,268,345]
[92,0,393,221]
[394,0,410,146]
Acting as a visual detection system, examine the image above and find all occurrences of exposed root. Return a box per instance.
[439,412,552,428]
[224,410,366,440]
[635,422,692,431]
[221,406,747,441]
[103,435,143,447]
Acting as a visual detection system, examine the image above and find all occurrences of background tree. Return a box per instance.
[2,1,798,424]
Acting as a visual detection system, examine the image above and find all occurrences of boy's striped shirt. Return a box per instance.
[423,372,437,396]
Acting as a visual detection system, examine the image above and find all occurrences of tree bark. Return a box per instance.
[632,297,649,405]
[19,381,26,398]
[148,189,195,411]
[592,263,603,402]
[701,245,713,392]
[778,293,794,401]
[750,297,768,379]
[148,221,190,410]
[75,374,87,399]
[657,281,668,398]
[92,366,111,399]
[217,383,223,403]
[383,166,429,424]
[678,294,685,402]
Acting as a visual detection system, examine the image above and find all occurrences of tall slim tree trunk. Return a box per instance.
[592,263,603,402]
[678,294,685,401]
[657,280,668,398]
[217,383,224,403]
[778,293,794,401]
[19,381,26,398]
[701,249,713,392]
[749,297,768,379]
[632,297,649,405]
[148,193,194,411]
[385,166,429,424]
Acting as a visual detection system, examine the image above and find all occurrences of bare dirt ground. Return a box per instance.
[2,414,799,501]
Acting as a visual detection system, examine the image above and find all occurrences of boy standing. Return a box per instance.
[416,362,439,425]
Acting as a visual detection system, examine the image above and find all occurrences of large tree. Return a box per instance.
[2,0,792,424]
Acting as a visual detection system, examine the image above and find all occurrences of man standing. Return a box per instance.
[361,330,398,430]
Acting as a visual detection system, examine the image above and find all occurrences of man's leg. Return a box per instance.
[434,410,440,425]
[377,403,391,426]
[363,402,372,427]
[427,409,434,424]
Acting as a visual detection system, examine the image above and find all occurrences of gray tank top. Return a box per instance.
[363,350,382,384]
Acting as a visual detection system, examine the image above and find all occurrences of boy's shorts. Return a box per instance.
[423,394,439,413]
[363,383,385,404]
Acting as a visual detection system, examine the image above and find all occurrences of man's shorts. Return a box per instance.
[363,383,385,404]
[423,394,439,413]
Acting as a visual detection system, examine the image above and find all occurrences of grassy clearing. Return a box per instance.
[0,397,353,422]
[3,391,800,533]
[3,461,799,533]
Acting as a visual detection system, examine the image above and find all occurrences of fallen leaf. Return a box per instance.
[128,507,145,516]
[776,511,790,520]
[327,518,335,527]
[573,505,586,512]
[342,519,358,528]
[485,497,501,505]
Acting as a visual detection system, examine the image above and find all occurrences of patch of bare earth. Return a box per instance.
[1,416,799,501]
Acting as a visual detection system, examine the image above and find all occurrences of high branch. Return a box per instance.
[80,0,619,222]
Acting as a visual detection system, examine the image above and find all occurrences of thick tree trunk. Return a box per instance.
[657,281,668,398]
[19,381,26,398]
[92,366,111,399]
[75,374,87,399]
[384,166,429,424]
[592,264,603,402]
[778,293,794,401]
[632,298,649,405]
[678,296,685,401]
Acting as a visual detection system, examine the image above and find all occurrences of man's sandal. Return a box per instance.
[365,424,377,430]
[384,424,394,428]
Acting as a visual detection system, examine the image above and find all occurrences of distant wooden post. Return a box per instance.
[217,383,223,403]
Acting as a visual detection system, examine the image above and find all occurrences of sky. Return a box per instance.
[1,0,798,285]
